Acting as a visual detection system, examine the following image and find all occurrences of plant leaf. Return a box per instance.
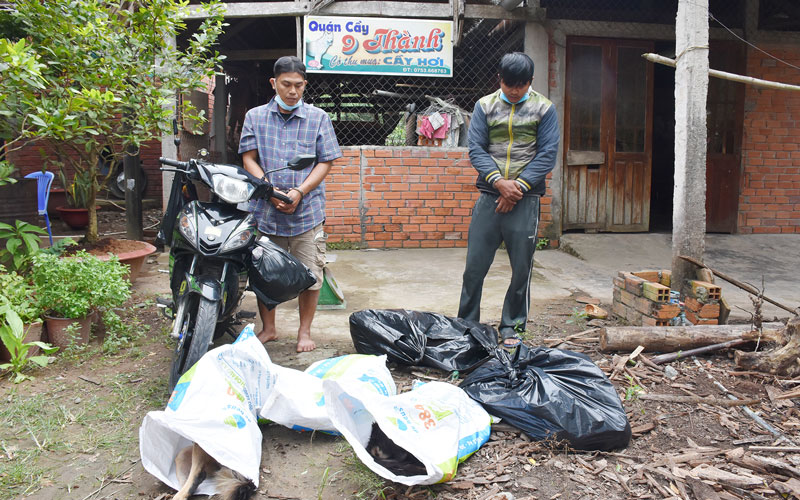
[28,355,52,367]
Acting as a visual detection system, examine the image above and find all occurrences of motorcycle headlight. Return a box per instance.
[212,175,255,204]
[177,212,197,243]
[220,226,254,253]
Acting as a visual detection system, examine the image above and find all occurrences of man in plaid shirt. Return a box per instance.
[240,56,342,352]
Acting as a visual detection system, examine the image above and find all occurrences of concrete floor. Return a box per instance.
[139,232,799,360]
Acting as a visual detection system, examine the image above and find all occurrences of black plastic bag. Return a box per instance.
[246,237,316,310]
[460,345,631,451]
[349,309,498,372]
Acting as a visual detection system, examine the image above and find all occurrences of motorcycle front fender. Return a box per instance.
[177,272,222,302]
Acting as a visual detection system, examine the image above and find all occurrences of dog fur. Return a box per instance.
[172,443,256,500]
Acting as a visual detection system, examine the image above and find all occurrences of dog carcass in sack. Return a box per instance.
[247,236,317,310]
[139,325,277,495]
[460,344,632,451]
[349,309,497,373]
[325,379,493,486]
[259,354,396,433]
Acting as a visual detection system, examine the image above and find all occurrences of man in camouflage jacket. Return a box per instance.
[458,52,560,348]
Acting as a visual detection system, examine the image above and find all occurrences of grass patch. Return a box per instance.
[0,302,165,497]
[337,439,390,500]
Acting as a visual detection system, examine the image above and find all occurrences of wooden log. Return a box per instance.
[736,316,800,377]
[600,323,786,352]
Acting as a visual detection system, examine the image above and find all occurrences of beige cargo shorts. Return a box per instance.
[267,224,326,291]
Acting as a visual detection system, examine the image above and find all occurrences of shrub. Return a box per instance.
[31,251,130,319]
[0,266,40,324]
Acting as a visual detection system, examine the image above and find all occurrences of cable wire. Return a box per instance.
[708,10,800,72]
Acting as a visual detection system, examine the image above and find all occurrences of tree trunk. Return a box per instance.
[600,323,785,352]
[86,160,99,243]
[735,316,800,377]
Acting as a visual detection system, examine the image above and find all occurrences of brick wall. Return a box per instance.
[739,44,800,234]
[8,143,559,248]
[8,139,163,200]
[325,146,556,248]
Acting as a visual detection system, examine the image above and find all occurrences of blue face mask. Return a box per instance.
[275,94,302,111]
[500,90,529,105]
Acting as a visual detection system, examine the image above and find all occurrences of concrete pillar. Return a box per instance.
[296,17,302,58]
[524,21,549,97]
[213,74,227,163]
[161,35,178,211]
[161,130,177,212]
[672,0,709,296]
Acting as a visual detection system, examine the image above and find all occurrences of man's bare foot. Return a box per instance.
[257,327,278,344]
[296,331,315,352]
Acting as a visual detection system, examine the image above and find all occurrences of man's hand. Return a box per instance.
[494,179,522,213]
[495,179,523,202]
[495,196,516,213]
[271,189,302,214]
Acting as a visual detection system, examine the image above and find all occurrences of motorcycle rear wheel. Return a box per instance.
[167,296,218,393]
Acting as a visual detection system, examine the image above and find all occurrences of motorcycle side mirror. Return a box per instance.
[287,154,316,170]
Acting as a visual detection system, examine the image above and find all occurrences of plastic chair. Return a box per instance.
[24,171,54,246]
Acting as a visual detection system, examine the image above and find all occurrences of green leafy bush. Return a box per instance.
[31,251,130,319]
[0,266,40,324]
[0,160,17,186]
[0,302,57,383]
[0,220,47,274]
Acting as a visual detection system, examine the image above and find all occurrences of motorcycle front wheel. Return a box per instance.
[168,295,218,393]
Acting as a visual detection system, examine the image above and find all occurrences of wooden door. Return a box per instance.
[563,38,654,232]
[706,42,744,233]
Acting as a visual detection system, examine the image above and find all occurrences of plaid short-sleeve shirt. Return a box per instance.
[238,98,342,237]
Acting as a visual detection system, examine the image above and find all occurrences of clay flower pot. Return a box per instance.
[93,240,157,283]
[55,206,101,230]
[48,188,67,217]
[44,314,94,349]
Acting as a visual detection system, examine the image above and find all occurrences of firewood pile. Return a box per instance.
[374,306,800,500]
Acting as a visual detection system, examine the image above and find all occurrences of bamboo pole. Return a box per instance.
[643,53,800,92]
[678,255,798,314]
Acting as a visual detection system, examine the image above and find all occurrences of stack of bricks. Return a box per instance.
[684,280,722,325]
[612,270,680,326]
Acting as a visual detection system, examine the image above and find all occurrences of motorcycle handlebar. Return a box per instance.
[159,157,189,169]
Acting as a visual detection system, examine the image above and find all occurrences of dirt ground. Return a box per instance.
[1,211,799,500]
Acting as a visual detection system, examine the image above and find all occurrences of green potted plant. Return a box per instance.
[0,267,44,362]
[31,251,130,348]
[55,168,94,230]
[0,302,57,383]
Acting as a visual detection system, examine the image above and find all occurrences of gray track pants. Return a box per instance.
[458,193,540,340]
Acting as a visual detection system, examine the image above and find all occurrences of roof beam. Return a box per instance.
[184,1,532,20]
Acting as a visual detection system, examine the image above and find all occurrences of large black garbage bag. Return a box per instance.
[349,309,498,372]
[460,345,631,451]
[247,237,316,310]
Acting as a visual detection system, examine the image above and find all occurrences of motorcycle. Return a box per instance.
[157,150,316,393]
